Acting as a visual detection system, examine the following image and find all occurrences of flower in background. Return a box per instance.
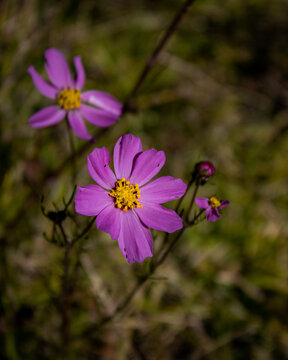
[75,134,187,263]
[193,161,215,185]
[195,196,229,222]
[28,48,122,140]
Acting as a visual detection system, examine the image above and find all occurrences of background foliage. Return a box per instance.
[1,0,288,359]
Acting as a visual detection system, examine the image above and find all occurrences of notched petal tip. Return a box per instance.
[81,90,122,117]
[87,147,116,189]
[45,47,72,88]
[135,203,183,233]
[73,55,85,90]
[129,148,166,186]
[113,134,143,180]
[28,106,65,128]
[118,212,153,263]
[140,176,187,204]
[80,104,119,128]
[74,184,112,216]
[27,65,57,99]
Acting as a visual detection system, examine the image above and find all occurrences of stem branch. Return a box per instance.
[123,0,197,111]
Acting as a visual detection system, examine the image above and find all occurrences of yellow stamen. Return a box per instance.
[57,87,81,110]
[209,196,221,208]
[109,178,143,212]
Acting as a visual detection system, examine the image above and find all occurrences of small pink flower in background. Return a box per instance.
[28,48,122,140]
[196,196,229,222]
[75,134,187,263]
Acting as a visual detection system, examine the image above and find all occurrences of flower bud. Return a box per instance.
[193,161,215,185]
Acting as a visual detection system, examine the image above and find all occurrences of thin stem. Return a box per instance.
[185,182,200,223]
[156,178,198,261]
[65,118,77,184]
[56,221,71,358]
[58,222,69,246]
[84,210,203,337]
[175,177,194,214]
[85,229,186,332]
[155,209,204,269]
[156,177,194,260]
[153,227,186,269]
[61,241,71,358]
[71,216,96,246]
[95,276,148,328]
[63,185,77,210]
[46,127,108,182]
[123,0,197,111]
[175,194,185,215]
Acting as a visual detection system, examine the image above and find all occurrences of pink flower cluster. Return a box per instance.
[28,48,229,263]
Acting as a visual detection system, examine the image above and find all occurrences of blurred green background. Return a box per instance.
[1,0,288,359]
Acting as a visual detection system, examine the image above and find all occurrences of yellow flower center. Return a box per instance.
[57,87,81,110]
[109,178,143,212]
[209,196,221,208]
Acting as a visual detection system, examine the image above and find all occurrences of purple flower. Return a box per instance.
[28,48,122,140]
[75,134,187,263]
[195,196,229,222]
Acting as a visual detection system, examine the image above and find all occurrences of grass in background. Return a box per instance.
[1,0,288,359]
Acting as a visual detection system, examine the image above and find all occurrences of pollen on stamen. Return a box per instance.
[57,87,81,110]
[209,196,221,208]
[109,178,143,211]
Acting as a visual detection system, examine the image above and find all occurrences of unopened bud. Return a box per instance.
[193,161,215,185]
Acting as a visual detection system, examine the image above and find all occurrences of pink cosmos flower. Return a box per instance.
[195,196,229,222]
[75,134,187,263]
[28,48,122,140]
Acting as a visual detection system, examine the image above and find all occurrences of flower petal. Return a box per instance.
[96,204,122,241]
[80,104,119,127]
[219,200,230,210]
[206,207,220,222]
[141,176,187,204]
[28,106,65,128]
[68,111,93,140]
[118,211,153,263]
[82,90,122,117]
[135,202,183,233]
[129,149,166,186]
[75,185,111,216]
[73,56,85,90]
[28,66,57,99]
[87,147,116,189]
[45,48,72,88]
[113,134,143,180]
[195,198,209,209]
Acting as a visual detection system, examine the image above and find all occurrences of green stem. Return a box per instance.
[71,216,96,246]
[56,221,71,358]
[83,211,204,337]
[123,0,197,112]
[185,182,200,223]
[65,118,77,185]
